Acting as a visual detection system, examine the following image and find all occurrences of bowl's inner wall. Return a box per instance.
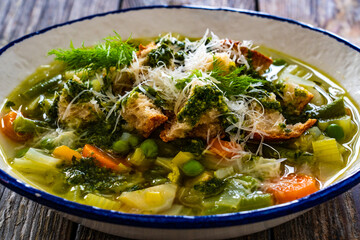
[1,7,360,181]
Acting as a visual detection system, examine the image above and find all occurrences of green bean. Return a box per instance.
[316,97,346,119]
[21,75,62,100]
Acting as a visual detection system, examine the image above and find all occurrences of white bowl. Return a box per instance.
[0,6,360,240]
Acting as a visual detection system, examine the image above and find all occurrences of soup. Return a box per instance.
[1,31,359,215]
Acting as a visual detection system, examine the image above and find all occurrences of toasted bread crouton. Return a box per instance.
[219,40,273,74]
[251,110,317,141]
[160,109,223,142]
[122,92,168,137]
[136,42,157,67]
[159,120,193,142]
[58,94,100,128]
[189,109,224,139]
[112,71,134,95]
[282,82,314,114]
[238,46,273,74]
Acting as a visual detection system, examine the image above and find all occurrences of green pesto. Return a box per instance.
[259,99,282,111]
[177,85,229,126]
[148,44,173,67]
[294,87,308,97]
[63,79,93,103]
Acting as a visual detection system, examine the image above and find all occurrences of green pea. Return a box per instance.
[181,160,204,177]
[120,132,140,148]
[325,123,345,141]
[272,59,287,66]
[112,140,130,155]
[140,139,158,158]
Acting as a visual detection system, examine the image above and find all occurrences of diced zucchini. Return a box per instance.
[84,193,121,210]
[118,183,177,213]
[312,138,343,165]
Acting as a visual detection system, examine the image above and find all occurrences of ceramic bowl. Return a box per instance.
[0,5,360,240]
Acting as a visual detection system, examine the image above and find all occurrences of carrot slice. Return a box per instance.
[0,111,31,142]
[265,174,319,204]
[82,144,129,172]
[208,138,243,158]
[53,145,82,162]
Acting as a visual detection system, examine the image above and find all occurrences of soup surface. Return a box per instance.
[1,32,359,215]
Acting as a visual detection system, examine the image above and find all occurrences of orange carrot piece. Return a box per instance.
[53,145,82,162]
[82,144,129,172]
[0,111,31,142]
[209,138,242,158]
[265,174,319,204]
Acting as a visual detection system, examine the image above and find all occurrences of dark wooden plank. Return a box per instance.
[0,187,75,240]
[121,0,256,10]
[271,192,360,240]
[258,0,360,46]
[0,0,120,48]
[0,0,121,239]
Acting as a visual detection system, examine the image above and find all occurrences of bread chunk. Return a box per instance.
[160,109,223,142]
[122,92,168,137]
[58,94,100,128]
[251,110,317,141]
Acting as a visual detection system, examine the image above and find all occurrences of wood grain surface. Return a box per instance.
[0,0,359,239]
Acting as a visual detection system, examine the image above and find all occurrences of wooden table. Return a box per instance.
[1,0,360,239]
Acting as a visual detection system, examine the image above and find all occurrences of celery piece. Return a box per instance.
[24,148,63,167]
[155,157,173,171]
[12,158,55,174]
[172,151,194,166]
[118,184,177,213]
[215,167,234,179]
[312,138,343,165]
[84,193,121,210]
[129,148,146,166]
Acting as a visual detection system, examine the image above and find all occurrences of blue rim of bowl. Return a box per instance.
[1,5,360,229]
